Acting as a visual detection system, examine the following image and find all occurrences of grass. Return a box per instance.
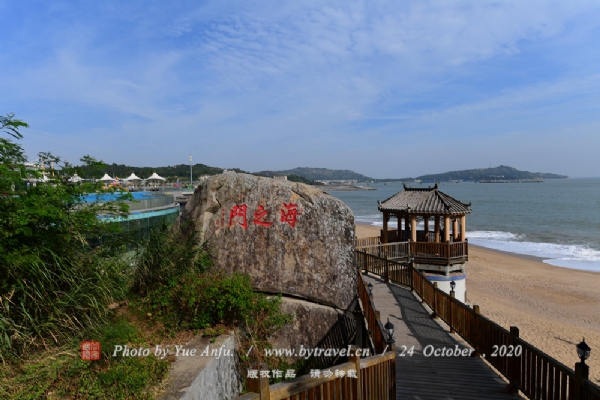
[0,313,171,399]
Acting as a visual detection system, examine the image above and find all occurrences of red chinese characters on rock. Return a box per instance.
[229,204,248,229]
[215,203,301,230]
[253,205,273,227]
[280,203,300,228]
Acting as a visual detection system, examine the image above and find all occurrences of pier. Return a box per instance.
[364,273,524,399]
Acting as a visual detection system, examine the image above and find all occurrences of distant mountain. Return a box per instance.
[255,167,373,181]
[416,165,568,182]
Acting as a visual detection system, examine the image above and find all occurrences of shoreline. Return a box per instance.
[354,221,600,381]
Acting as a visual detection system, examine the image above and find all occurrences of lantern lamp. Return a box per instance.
[384,318,395,343]
[577,338,591,365]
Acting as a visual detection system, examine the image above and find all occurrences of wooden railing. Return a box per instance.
[410,240,468,265]
[237,351,396,400]
[357,273,387,354]
[359,242,410,260]
[355,236,380,249]
[356,248,600,400]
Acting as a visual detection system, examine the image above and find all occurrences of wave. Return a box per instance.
[467,231,600,272]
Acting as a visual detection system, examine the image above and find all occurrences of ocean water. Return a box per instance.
[328,178,600,272]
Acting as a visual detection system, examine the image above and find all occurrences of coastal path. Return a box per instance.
[363,274,526,400]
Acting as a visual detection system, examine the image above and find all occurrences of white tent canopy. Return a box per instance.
[69,173,83,183]
[123,173,142,181]
[145,172,166,181]
[99,173,115,181]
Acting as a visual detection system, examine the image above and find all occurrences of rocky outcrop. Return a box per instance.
[271,298,357,364]
[179,172,356,310]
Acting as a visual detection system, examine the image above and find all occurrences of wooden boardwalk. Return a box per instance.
[363,275,525,400]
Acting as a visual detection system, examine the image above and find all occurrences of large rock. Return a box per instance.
[180,172,356,309]
[270,298,357,365]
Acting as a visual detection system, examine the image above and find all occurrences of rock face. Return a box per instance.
[271,298,357,364]
[180,172,356,310]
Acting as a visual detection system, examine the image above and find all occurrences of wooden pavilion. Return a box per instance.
[378,184,471,273]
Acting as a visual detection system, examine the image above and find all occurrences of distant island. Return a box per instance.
[253,165,568,184]
[415,165,569,182]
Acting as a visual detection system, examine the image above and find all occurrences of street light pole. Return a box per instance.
[189,154,193,188]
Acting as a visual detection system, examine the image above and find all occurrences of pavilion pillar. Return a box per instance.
[434,216,440,243]
[453,218,459,241]
[424,215,429,242]
[444,215,450,242]
[410,215,417,242]
[460,215,466,241]
[382,211,388,244]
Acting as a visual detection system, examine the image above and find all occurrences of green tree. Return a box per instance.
[0,114,131,361]
[79,154,108,179]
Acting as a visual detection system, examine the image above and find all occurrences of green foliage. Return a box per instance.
[0,319,169,399]
[131,223,213,297]
[131,224,293,372]
[0,114,132,361]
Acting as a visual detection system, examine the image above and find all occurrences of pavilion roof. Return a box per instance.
[378,184,471,215]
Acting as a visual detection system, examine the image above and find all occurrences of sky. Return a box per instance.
[2,1,600,178]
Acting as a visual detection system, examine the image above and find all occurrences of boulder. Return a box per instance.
[270,298,357,364]
[179,172,356,309]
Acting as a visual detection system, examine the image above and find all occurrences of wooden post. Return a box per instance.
[471,305,480,357]
[434,215,440,243]
[424,215,429,241]
[384,259,389,283]
[382,212,388,244]
[444,216,450,242]
[349,347,362,400]
[246,364,271,399]
[430,282,438,318]
[410,215,417,242]
[453,218,459,241]
[449,291,455,333]
[504,326,520,393]
[460,215,466,241]
[573,362,589,400]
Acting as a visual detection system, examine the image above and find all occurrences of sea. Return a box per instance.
[328,178,600,273]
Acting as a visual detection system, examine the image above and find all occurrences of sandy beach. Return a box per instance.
[355,223,600,382]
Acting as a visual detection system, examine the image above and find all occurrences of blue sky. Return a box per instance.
[2,1,600,178]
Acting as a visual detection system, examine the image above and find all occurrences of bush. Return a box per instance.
[0,114,132,361]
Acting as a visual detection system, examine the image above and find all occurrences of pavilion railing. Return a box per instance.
[356,247,600,400]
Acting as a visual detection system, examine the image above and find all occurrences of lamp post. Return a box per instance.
[384,319,395,345]
[450,280,456,294]
[189,154,193,188]
[574,338,591,399]
[367,282,373,296]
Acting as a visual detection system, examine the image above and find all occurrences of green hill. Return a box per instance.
[255,167,373,181]
[74,163,245,181]
[416,165,568,182]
